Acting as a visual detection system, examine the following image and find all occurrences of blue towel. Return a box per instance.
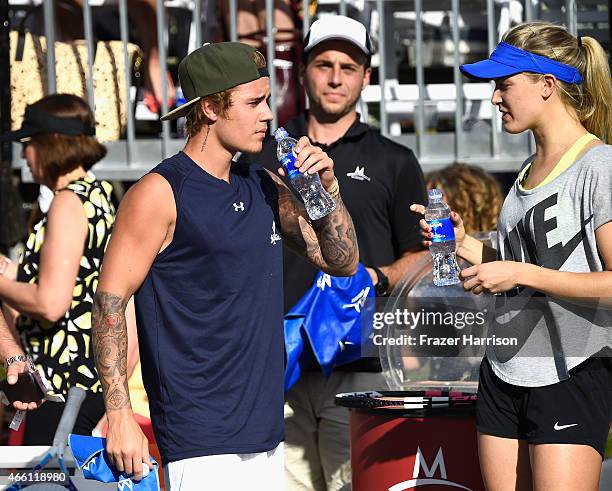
[284,263,374,390]
[69,434,160,491]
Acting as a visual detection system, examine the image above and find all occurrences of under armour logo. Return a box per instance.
[233,202,245,212]
[270,220,281,245]
[347,165,371,181]
[342,287,370,313]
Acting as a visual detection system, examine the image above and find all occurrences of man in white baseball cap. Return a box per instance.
[303,14,372,59]
[240,14,427,491]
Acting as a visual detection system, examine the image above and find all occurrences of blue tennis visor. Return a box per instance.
[460,42,583,84]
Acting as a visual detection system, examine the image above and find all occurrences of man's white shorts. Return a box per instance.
[164,443,284,490]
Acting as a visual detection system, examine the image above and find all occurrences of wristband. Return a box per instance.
[371,266,390,296]
[5,354,31,368]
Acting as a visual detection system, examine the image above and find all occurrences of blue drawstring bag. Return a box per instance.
[69,434,160,491]
[284,263,374,391]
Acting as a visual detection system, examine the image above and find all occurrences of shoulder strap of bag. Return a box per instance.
[14,5,38,62]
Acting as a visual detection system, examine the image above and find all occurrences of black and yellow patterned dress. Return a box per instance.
[17,176,115,397]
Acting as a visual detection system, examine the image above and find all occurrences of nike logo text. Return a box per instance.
[501,193,593,270]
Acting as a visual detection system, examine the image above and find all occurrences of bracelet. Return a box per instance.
[326,177,340,200]
[5,354,30,367]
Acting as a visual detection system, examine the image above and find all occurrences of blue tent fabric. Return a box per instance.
[69,434,160,491]
[284,263,374,391]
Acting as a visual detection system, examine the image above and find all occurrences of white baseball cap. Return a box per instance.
[304,15,371,56]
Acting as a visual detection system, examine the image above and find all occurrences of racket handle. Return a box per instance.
[53,387,87,456]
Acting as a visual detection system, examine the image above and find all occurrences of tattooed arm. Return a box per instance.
[92,293,130,410]
[274,182,359,276]
[92,173,176,481]
[269,136,359,276]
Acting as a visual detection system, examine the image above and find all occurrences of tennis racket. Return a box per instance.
[335,390,477,409]
[6,386,86,490]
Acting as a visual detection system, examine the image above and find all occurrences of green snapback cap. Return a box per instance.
[161,42,269,121]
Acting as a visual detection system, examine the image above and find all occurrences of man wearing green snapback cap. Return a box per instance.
[91,42,359,489]
[240,15,427,490]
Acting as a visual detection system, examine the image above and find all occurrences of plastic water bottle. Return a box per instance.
[274,127,336,220]
[425,189,460,286]
[175,87,187,137]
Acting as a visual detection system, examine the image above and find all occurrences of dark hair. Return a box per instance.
[27,94,106,183]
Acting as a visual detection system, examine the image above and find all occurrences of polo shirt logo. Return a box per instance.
[270,220,281,245]
[233,201,245,212]
[347,165,371,181]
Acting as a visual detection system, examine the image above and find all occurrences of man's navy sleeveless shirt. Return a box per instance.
[134,151,285,465]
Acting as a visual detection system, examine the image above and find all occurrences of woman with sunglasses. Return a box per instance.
[412,22,611,490]
[0,94,117,444]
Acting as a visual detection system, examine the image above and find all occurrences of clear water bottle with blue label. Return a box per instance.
[425,188,460,286]
[175,87,187,137]
[274,127,336,220]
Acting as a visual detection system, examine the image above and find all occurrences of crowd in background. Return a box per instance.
[0,2,611,490]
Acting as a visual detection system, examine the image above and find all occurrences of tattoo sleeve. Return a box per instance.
[92,292,131,411]
[276,181,359,276]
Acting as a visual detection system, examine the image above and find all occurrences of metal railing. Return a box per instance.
[7,0,604,180]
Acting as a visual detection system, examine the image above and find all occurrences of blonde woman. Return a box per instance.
[412,22,612,491]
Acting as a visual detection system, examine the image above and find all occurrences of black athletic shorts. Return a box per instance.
[476,351,612,457]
